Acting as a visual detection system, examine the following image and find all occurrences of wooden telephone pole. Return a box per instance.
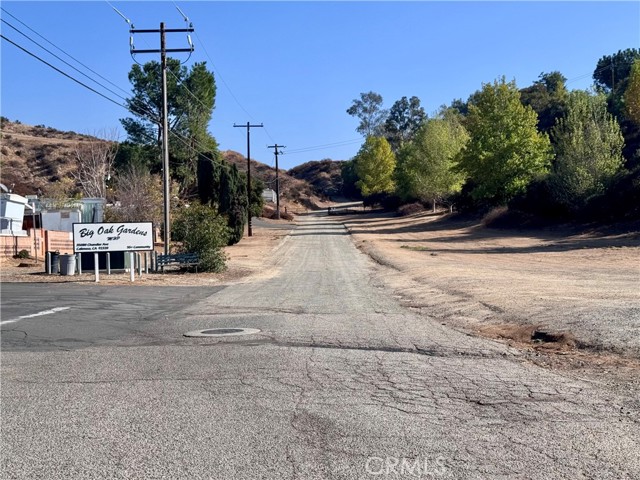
[267,144,285,219]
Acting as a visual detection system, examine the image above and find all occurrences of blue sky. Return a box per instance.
[1,1,639,170]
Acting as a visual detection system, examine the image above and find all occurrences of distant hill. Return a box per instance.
[0,119,99,195]
[0,119,330,211]
[287,159,345,199]
[221,150,333,210]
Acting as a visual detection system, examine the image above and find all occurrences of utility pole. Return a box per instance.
[130,22,194,255]
[233,122,263,236]
[611,58,615,92]
[267,144,285,219]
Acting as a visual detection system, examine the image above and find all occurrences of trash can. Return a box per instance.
[49,251,60,274]
[60,254,76,276]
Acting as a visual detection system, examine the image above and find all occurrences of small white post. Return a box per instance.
[77,253,82,274]
[106,252,111,275]
[129,252,135,282]
[144,252,148,274]
[94,252,99,283]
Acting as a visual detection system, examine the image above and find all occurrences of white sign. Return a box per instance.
[73,222,153,253]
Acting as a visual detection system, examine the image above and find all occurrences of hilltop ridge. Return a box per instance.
[0,119,345,209]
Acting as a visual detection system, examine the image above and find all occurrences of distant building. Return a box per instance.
[0,193,31,236]
[39,198,105,232]
[262,188,277,203]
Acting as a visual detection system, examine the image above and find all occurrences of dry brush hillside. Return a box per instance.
[0,119,100,195]
[0,120,342,210]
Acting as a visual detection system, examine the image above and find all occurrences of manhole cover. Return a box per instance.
[184,328,261,338]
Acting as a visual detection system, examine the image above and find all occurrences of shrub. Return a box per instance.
[481,206,509,227]
[508,176,571,220]
[15,249,30,259]
[172,202,230,272]
[261,205,275,218]
[584,167,640,222]
[397,202,426,216]
[271,210,294,221]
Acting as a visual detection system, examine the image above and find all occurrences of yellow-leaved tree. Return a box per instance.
[353,136,396,197]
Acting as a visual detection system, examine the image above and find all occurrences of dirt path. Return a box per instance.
[340,211,640,366]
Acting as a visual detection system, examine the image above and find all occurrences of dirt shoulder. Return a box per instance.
[340,210,640,371]
[0,218,295,287]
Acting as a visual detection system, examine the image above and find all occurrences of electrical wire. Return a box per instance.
[0,33,203,159]
[2,30,341,173]
[172,1,277,144]
[0,7,131,98]
[1,18,130,103]
[565,57,636,86]
[1,34,126,110]
[284,138,362,155]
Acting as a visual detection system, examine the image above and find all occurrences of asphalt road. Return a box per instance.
[1,284,219,351]
[2,213,639,479]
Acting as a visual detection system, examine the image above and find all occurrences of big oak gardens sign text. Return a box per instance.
[72,222,153,253]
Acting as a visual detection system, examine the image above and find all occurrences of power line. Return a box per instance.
[173,1,277,144]
[2,25,354,168]
[0,7,130,98]
[3,30,351,173]
[116,5,216,144]
[285,138,362,155]
[0,32,212,167]
[1,18,130,103]
[565,58,637,86]
[1,34,126,110]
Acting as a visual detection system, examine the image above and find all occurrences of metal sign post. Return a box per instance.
[129,252,135,282]
[94,253,99,283]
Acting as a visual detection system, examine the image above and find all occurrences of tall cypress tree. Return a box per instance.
[224,164,247,245]
[197,154,246,245]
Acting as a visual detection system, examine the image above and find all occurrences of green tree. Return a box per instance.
[520,71,568,134]
[384,96,426,152]
[457,77,553,204]
[114,141,161,174]
[593,48,640,93]
[222,164,248,245]
[121,59,185,145]
[624,59,640,126]
[353,136,396,197]
[197,153,249,245]
[593,49,640,122]
[550,90,625,209]
[340,160,362,199]
[120,60,218,192]
[172,62,218,190]
[171,202,229,272]
[346,91,388,137]
[395,109,469,210]
[249,176,265,219]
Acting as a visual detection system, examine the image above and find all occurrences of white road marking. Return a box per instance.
[0,306,71,326]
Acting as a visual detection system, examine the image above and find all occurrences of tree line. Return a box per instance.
[343,48,640,222]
